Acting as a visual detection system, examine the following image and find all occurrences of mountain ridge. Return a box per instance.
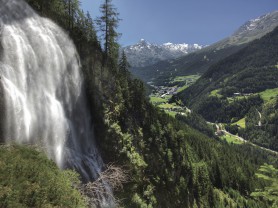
[130,10,278,85]
[173,26,278,151]
[123,39,204,67]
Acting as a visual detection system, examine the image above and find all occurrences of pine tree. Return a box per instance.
[85,12,98,43]
[97,0,121,65]
[251,164,278,207]
[119,50,130,76]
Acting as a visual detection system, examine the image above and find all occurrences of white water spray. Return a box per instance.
[0,0,113,206]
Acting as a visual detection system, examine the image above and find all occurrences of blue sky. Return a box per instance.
[81,0,277,46]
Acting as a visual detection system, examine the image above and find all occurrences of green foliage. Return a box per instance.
[239,99,278,151]
[97,0,121,65]
[220,134,244,145]
[233,117,246,128]
[172,27,278,152]
[175,112,215,137]
[251,164,278,207]
[194,94,263,123]
[0,145,86,208]
[259,88,278,102]
[212,188,266,208]
[22,1,278,207]
[149,96,167,104]
[210,89,223,98]
[175,26,278,124]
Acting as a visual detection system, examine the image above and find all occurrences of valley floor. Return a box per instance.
[149,74,278,155]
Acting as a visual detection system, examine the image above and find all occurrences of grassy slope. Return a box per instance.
[259,88,278,102]
[220,134,244,145]
[234,117,246,128]
[149,96,167,103]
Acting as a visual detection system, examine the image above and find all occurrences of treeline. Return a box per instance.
[22,1,278,207]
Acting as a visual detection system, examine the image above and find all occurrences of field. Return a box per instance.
[177,85,189,93]
[158,103,177,109]
[172,74,201,82]
[220,133,244,144]
[150,96,167,104]
[259,88,278,102]
[165,110,178,117]
[233,118,246,128]
[210,89,222,98]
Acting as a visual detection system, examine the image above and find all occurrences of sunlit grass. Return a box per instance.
[165,110,177,117]
[173,74,200,82]
[150,96,167,103]
[233,118,246,128]
[177,85,189,93]
[259,88,278,102]
[220,134,244,144]
[210,89,222,98]
[158,103,177,109]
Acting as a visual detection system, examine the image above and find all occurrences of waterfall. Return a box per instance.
[0,0,113,206]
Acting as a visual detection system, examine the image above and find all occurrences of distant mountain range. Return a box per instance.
[123,39,205,67]
[130,10,278,85]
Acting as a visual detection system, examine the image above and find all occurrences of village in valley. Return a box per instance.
[148,74,200,117]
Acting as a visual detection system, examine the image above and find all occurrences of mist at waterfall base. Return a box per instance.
[0,0,113,206]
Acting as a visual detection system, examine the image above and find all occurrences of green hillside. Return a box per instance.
[175,25,278,112]
[174,26,278,151]
[0,1,277,207]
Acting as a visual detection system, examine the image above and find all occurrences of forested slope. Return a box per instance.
[174,26,278,151]
[176,26,278,106]
[0,0,276,207]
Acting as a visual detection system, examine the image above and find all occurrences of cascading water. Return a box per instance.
[0,0,113,206]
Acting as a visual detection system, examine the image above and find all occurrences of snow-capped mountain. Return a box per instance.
[123,39,205,67]
[130,10,278,84]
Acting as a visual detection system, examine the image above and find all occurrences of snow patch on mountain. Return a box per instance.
[233,10,278,38]
[123,39,205,67]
